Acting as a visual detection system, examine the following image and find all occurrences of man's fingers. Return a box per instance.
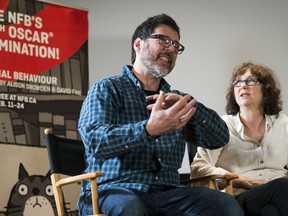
[153,91,165,110]
[179,107,197,123]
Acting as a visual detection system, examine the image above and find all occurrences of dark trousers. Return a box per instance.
[236,177,288,216]
[80,185,244,216]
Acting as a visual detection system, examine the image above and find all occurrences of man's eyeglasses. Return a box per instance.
[231,76,259,87]
[146,34,185,54]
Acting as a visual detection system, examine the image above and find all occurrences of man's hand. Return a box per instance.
[145,91,197,137]
[146,92,182,109]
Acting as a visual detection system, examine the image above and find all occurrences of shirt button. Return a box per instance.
[260,160,264,164]
[259,174,262,176]
[155,139,159,142]
[202,119,206,124]
[158,158,161,162]
[155,176,158,180]
[125,145,128,149]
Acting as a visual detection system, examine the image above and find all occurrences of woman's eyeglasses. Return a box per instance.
[231,76,259,87]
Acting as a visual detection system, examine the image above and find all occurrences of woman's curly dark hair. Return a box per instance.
[225,62,283,115]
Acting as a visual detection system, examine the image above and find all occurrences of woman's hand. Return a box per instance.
[232,175,267,189]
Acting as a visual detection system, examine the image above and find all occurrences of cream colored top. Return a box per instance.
[191,113,288,194]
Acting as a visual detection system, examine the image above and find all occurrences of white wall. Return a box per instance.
[52,0,288,173]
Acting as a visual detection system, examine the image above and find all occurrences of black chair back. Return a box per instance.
[45,132,86,176]
[187,142,197,164]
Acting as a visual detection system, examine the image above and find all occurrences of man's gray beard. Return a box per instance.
[149,70,169,78]
[140,45,173,78]
[146,64,171,78]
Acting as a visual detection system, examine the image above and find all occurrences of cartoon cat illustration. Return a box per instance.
[4,163,57,216]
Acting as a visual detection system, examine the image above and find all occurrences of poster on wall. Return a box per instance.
[0,0,88,215]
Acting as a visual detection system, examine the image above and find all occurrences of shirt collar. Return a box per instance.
[235,113,273,139]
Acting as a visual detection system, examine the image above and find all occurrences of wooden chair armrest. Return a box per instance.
[180,173,239,185]
[221,173,239,180]
[56,172,104,187]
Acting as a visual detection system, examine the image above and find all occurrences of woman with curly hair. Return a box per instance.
[191,62,288,216]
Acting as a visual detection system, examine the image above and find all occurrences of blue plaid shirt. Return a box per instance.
[78,65,229,202]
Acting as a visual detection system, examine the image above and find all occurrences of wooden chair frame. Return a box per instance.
[44,128,106,216]
[181,173,238,195]
[181,142,238,195]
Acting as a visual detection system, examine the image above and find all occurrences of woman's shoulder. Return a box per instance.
[221,114,238,122]
[268,113,288,124]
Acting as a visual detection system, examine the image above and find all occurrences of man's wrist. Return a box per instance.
[144,124,159,140]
